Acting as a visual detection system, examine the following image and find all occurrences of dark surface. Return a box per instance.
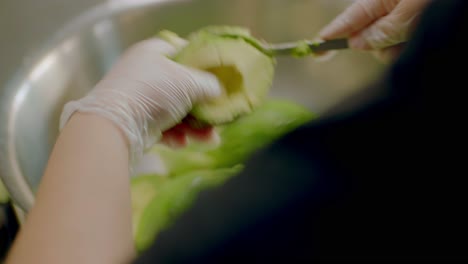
[0,202,19,260]
[136,0,468,262]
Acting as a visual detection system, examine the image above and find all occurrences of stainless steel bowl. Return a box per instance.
[0,0,384,212]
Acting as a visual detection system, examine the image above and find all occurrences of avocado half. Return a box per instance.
[159,26,276,125]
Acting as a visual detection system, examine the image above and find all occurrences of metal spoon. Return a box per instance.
[265,38,349,57]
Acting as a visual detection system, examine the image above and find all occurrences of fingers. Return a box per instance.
[134,36,223,103]
[130,38,179,57]
[348,0,430,50]
[102,38,182,81]
[125,35,189,60]
[348,12,407,50]
[179,65,223,102]
[158,30,189,51]
[319,0,399,40]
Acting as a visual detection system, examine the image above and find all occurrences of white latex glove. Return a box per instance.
[319,0,432,62]
[59,38,222,164]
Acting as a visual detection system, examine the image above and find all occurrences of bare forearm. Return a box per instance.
[7,113,135,264]
[5,34,220,263]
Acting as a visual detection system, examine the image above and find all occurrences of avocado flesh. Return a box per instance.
[159,26,276,125]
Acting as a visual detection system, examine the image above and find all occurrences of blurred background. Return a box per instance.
[0,0,100,88]
[1,1,100,258]
[0,0,385,260]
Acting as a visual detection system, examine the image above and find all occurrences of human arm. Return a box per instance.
[5,38,221,264]
[6,114,134,264]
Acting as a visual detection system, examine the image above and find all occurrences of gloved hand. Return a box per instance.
[59,38,222,164]
[319,0,431,62]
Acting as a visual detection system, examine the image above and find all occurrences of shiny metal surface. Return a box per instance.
[0,0,384,212]
[0,0,102,92]
[269,38,349,56]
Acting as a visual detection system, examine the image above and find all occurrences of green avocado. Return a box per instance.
[130,99,315,251]
[147,99,315,176]
[159,26,276,125]
[134,166,243,252]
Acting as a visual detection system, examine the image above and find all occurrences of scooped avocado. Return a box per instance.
[159,26,276,125]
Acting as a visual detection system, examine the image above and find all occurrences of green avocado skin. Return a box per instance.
[132,26,317,252]
[134,166,243,252]
[131,99,315,252]
[208,99,315,167]
[150,99,316,177]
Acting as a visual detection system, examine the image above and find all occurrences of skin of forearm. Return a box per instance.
[6,113,135,264]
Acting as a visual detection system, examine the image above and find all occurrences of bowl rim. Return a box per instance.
[0,0,185,212]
